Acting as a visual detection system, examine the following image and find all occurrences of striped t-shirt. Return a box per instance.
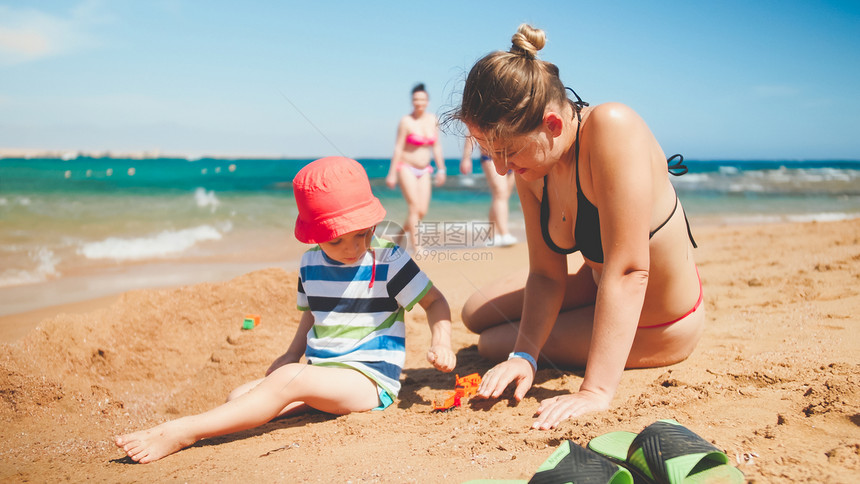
[297,237,432,400]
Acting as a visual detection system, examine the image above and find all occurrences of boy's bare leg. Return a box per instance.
[115,364,379,463]
[227,378,309,418]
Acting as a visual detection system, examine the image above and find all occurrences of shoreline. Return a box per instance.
[0,217,854,341]
[1,217,857,342]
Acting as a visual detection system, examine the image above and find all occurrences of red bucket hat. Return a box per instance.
[293,157,386,244]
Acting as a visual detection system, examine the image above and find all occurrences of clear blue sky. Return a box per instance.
[2,0,859,160]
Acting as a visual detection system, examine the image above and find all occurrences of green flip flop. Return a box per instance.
[586,420,744,484]
[464,439,633,484]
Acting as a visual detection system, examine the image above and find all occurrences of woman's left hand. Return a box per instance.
[434,170,446,187]
[531,390,612,430]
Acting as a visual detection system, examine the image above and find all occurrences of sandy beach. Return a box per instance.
[1,219,858,483]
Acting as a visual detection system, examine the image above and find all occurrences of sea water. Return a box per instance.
[1,156,859,313]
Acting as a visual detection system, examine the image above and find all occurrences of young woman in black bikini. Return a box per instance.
[450,24,704,430]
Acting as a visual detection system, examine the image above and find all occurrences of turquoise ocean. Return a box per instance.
[2,156,859,315]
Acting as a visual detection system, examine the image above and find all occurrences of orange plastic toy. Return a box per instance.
[432,373,482,412]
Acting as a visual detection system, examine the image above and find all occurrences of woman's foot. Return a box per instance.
[489,233,518,247]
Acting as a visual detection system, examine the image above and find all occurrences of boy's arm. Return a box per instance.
[417,285,456,372]
[266,310,314,375]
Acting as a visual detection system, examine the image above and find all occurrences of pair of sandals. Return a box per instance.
[468,419,745,484]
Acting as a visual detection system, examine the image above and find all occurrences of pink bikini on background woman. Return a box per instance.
[398,133,437,177]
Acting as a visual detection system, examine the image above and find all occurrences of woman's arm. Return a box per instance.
[477,177,568,401]
[386,118,408,189]
[512,176,570,363]
[531,103,653,429]
[580,103,652,400]
[266,310,314,375]
[432,117,446,186]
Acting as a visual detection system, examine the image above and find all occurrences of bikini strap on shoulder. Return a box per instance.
[565,86,589,109]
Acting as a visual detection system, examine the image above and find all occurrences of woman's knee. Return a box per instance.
[474,323,517,363]
[461,292,498,333]
[460,296,481,333]
[462,276,527,333]
[476,333,511,363]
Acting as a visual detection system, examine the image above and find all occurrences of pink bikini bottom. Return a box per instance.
[398,163,433,178]
[640,267,703,329]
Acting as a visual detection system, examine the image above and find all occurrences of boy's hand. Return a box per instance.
[426,345,456,372]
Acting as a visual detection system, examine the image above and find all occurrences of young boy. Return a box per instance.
[115,156,456,463]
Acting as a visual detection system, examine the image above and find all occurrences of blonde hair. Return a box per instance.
[452,24,568,144]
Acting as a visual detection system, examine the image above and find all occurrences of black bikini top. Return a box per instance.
[540,92,697,263]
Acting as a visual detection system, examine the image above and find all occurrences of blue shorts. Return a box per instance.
[373,386,394,411]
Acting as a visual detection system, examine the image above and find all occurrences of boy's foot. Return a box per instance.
[115,420,196,463]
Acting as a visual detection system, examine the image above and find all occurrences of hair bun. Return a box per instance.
[510,24,546,59]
